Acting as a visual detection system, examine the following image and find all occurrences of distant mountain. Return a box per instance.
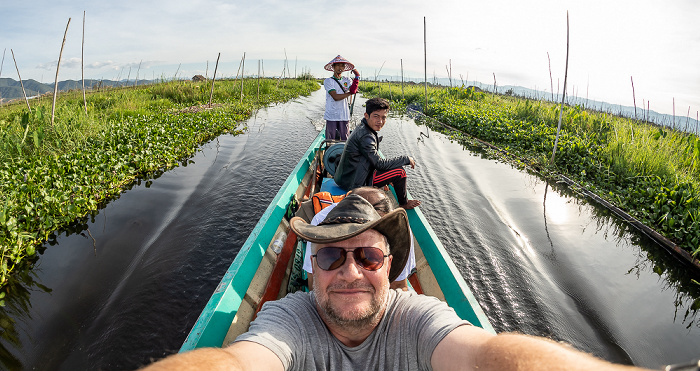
[0,77,155,103]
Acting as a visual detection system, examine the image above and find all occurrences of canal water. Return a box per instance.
[1,88,698,370]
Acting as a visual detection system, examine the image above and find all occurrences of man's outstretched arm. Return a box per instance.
[432,325,651,371]
[140,341,283,371]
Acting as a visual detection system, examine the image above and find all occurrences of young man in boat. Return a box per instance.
[301,186,416,291]
[323,55,360,141]
[142,195,649,371]
[334,97,421,209]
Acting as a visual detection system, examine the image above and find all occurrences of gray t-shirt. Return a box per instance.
[234,289,470,370]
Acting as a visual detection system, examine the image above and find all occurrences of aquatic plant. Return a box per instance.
[361,81,700,262]
[0,78,320,289]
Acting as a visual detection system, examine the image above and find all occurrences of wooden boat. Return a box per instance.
[180,131,495,352]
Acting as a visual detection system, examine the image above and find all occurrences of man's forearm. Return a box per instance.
[140,348,243,371]
[476,333,649,371]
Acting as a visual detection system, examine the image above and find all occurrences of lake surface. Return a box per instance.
[1,88,698,370]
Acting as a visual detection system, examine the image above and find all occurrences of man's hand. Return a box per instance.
[409,157,416,169]
[352,69,360,78]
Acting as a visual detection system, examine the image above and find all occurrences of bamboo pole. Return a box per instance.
[173,63,180,81]
[240,52,246,104]
[51,18,71,126]
[135,60,142,86]
[423,16,427,110]
[585,76,589,109]
[550,11,570,164]
[630,76,637,120]
[11,49,31,112]
[0,48,5,78]
[0,48,5,104]
[208,52,220,106]
[82,11,87,115]
[492,73,496,98]
[673,98,676,130]
[547,52,554,102]
[686,106,691,132]
[257,59,261,103]
[400,58,404,100]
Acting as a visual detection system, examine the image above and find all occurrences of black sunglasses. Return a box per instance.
[312,247,389,271]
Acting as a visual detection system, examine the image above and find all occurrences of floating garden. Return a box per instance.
[0,77,320,292]
[360,82,700,267]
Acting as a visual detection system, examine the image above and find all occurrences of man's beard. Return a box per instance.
[314,280,388,329]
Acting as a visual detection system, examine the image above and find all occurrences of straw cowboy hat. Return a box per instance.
[290,194,410,282]
[324,55,355,72]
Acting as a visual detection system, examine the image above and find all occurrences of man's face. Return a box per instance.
[312,229,392,329]
[332,63,346,75]
[364,109,388,132]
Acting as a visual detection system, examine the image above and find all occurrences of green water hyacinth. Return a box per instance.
[0,78,320,290]
[360,81,700,264]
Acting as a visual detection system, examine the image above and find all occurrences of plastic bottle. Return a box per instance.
[272,232,287,254]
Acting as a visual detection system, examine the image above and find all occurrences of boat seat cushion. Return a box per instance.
[320,178,346,196]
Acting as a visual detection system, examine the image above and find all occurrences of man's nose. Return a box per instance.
[337,252,364,279]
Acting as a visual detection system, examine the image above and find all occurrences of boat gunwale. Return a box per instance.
[179,131,325,352]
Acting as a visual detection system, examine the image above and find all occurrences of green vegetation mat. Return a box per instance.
[0,77,320,293]
[360,82,700,267]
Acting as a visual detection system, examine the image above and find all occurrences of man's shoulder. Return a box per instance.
[388,290,452,312]
[261,290,314,313]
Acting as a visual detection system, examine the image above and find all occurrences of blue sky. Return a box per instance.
[1,0,698,118]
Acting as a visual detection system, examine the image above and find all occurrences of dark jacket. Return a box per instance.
[334,118,410,191]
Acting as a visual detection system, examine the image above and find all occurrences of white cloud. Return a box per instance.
[2,0,698,116]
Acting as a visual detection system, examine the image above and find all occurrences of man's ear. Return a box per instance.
[364,112,370,120]
[386,255,393,278]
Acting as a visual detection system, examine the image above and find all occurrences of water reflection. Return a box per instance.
[0,270,51,370]
[410,109,700,330]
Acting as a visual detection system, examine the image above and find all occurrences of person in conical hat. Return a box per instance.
[323,55,360,141]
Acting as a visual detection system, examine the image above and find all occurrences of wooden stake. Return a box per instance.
[547,52,554,102]
[135,59,142,86]
[257,59,261,103]
[551,11,569,164]
[400,58,404,100]
[82,11,87,115]
[240,52,246,104]
[492,72,496,98]
[0,48,5,77]
[11,49,31,112]
[51,18,71,126]
[630,76,637,120]
[423,16,427,110]
[0,48,5,104]
[209,52,220,106]
[673,97,676,130]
